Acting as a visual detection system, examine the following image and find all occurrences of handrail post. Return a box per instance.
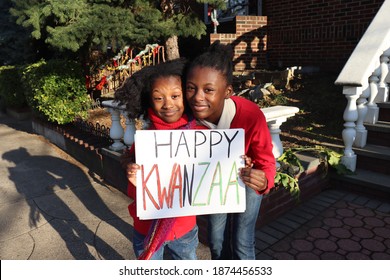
[365,69,380,124]
[102,100,125,151]
[341,86,359,172]
[378,50,390,102]
[355,86,368,148]
[121,110,136,146]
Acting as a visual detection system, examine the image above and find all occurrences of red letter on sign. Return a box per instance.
[168,163,183,208]
[141,164,160,211]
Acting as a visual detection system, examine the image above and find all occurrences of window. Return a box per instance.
[204,0,249,24]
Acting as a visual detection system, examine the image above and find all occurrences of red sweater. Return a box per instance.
[230,96,276,194]
[128,109,206,239]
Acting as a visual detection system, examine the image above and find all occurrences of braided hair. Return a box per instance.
[186,40,234,85]
[114,58,187,119]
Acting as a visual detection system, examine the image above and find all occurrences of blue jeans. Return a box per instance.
[208,186,263,260]
[133,225,199,260]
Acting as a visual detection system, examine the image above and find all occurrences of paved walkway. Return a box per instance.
[1,112,390,260]
[256,189,390,259]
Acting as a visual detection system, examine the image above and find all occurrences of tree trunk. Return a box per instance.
[165,35,180,60]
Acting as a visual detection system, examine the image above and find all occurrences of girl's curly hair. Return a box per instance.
[114,58,187,119]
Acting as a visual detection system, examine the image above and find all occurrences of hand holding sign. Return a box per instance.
[135,129,246,220]
[239,168,268,193]
[126,162,140,186]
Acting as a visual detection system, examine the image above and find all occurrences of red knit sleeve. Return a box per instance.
[252,119,276,194]
[127,182,136,199]
[230,97,276,194]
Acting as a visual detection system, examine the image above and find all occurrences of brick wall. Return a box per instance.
[263,0,384,72]
[210,16,268,72]
[209,0,384,73]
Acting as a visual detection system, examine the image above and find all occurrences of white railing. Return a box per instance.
[101,100,299,162]
[261,105,299,161]
[335,0,390,172]
[101,100,136,151]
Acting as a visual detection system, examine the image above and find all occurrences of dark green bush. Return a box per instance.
[0,66,27,108]
[22,59,92,124]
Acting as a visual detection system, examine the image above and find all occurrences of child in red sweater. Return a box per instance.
[115,58,205,260]
[185,41,276,260]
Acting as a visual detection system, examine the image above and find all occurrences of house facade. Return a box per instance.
[183,0,385,72]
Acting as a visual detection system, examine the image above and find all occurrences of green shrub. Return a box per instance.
[0,66,27,108]
[22,59,92,124]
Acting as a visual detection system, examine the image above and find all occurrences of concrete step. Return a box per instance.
[331,168,390,199]
[365,121,390,147]
[353,143,390,175]
[321,141,390,176]
[378,101,390,122]
[316,140,389,175]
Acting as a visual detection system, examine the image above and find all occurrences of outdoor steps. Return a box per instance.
[359,101,390,173]
[331,101,390,198]
[356,100,390,174]
[331,169,390,200]
[364,121,390,147]
[354,143,390,174]
[378,101,390,122]
[330,141,390,198]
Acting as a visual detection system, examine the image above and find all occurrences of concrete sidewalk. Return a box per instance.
[0,112,211,260]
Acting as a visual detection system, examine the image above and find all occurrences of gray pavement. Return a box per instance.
[0,112,134,259]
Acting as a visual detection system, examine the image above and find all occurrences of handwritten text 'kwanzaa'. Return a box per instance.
[135,129,246,220]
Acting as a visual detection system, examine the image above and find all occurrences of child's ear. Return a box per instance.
[225,85,233,99]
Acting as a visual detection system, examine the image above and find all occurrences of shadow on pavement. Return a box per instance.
[2,147,133,259]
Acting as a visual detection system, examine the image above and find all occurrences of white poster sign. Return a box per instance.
[135,129,246,219]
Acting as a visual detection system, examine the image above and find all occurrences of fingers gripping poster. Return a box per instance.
[135,129,246,220]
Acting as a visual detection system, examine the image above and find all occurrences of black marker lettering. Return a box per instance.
[183,164,195,206]
[154,131,173,158]
[175,131,190,157]
[223,130,239,158]
[194,131,206,158]
[210,131,223,158]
